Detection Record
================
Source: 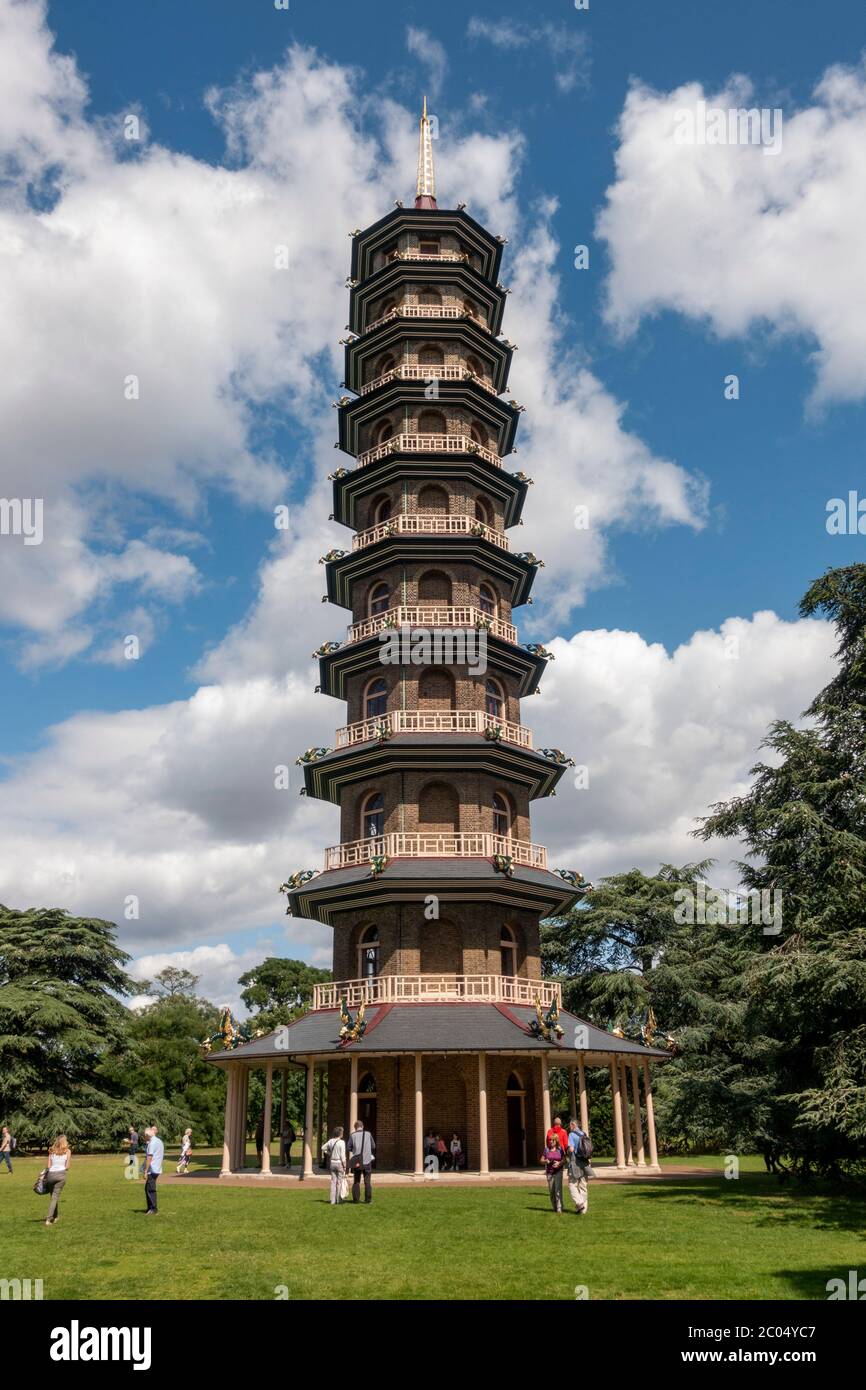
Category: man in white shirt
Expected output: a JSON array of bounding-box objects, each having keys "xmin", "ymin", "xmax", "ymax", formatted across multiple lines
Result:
[{"xmin": 143, "ymin": 1125, "xmax": 165, "ymax": 1215}]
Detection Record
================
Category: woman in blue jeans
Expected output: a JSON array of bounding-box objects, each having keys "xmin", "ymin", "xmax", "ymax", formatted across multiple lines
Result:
[{"xmin": 0, "ymin": 1127, "xmax": 13, "ymax": 1173}]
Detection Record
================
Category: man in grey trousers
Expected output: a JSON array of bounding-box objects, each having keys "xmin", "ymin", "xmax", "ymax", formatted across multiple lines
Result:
[{"xmin": 347, "ymin": 1121, "xmax": 376, "ymax": 1204}]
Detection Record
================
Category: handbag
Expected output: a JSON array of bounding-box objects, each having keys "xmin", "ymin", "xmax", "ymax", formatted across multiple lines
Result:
[
  {"xmin": 33, "ymin": 1169, "xmax": 48, "ymax": 1195},
  {"xmin": 340, "ymin": 1173, "xmax": 349, "ymax": 1201}
]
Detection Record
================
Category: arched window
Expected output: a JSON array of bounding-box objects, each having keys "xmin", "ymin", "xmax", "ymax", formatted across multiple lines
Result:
[
  {"xmin": 418, "ymin": 781, "xmax": 459, "ymax": 833},
  {"xmin": 359, "ymin": 1071, "xmax": 378, "ymax": 1094},
  {"xmin": 418, "ymin": 287, "xmax": 442, "ymax": 306},
  {"xmin": 372, "ymin": 495, "xmax": 392, "ymax": 525},
  {"xmin": 377, "ymin": 298, "xmax": 398, "ymax": 321},
  {"xmin": 419, "ymin": 238, "xmax": 440, "ymax": 256},
  {"xmin": 419, "ymin": 669, "xmax": 455, "ymax": 710},
  {"xmin": 418, "ymin": 484, "xmax": 449, "ymax": 515},
  {"xmin": 364, "ymin": 678, "xmax": 387, "ymax": 720},
  {"xmin": 485, "ymin": 677, "xmax": 504, "ymax": 719},
  {"xmin": 479, "ymin": 583, "xmax": 497, "ymax": 617},
  {"xmin": 418, "ymin": 570, "xmax": 452, "ymax": 606},
  {"xmin": 493, "ymin": 792, "xmax": 510, "ymax": 838},
  {"xmin": 418, "ymin": 408, "xmax": 446, "ymax": 436},
  {"xmin": 361, "ymin": 792, "xmax": 384, "ymax": 838},
  {"xmin": 466, "ymin": 355, "xmax": 484, "ymax": 379},
  {"xmin": 368, "ymin": 582, "xmax": 390, "ymax": 617},
  {"xmin": 357, "ymin": 927, "xmax": 380, "ymax": 979},
  {"xmin": 375, "ymin": 353, "xmax": 396, "ymax": 378},
  {"xmin": 500, "ymin": 925, "xmax": 518, "ymax": 977},
  {"xmin": 418, "ymin": 345, "xmax": 444, "ymax": 365},
  {"xmin": 506, "ymin": 1072, "xmax": 524, "ymax": 1092},
  {"xmin": 475, "ymin": 496, "xmax": 492, "ymax": 526},
  {"xmin": 470, "ymin": 422, "xmax": 488, "ymax": 446},
  {"xmin": 463, "ymin": 298, "xmax": 479, "ymax": 319},
  {"xmin": 375, "ymin": 419, "xmax": 394, "ymax": 446}
]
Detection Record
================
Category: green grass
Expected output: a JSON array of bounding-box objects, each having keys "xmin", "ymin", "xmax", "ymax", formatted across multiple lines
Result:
[{"xmin": 1, "ymin": 1152, "xmax": 864, "ymax": 1300}]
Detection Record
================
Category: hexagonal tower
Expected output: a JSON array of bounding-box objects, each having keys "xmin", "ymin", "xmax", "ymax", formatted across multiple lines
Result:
[{"xmin": 215, "ymin": 103, "xmax": 667, "ymax": 1179}]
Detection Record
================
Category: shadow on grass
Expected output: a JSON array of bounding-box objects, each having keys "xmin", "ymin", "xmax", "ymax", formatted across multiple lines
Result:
[{"xmin": 617, "ymin": 1173, "xmax": 866, "ymax": 1236}]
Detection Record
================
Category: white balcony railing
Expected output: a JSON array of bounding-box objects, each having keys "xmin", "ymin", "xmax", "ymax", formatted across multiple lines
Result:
[
  {"xmin": 313, "ymin": 973, "xmax": 562, "ymax": 1010},
  {"xmin": 358, "ymin": 432, "xmax": 501, "ymax": 469},
  {"xmin": 347, "ymin": 604, "xmax": 517, "ymax": 646},
  {"xmin": 365, "ymin": 305, "xmax": 487, "ymax": 334},
  {"xmin": 335, "ymin": 708, "xmax": 533, "ymax": 749},
  {"xmin": 361, "ymin": 364, "xmax": 498, "ymax": 396},
  {"xmin": 352, "ymin": 512, "xmax": 508, "ymax": 552},
  {"xmin": 324, "ymin": 831, "xmax": 547, "ymax": 871}
]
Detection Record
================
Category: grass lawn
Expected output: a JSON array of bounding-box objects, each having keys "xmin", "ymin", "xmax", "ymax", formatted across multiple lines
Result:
[{"xmin": 1, "ymin": 1151, "xmax": 863, "ymax": 1301}]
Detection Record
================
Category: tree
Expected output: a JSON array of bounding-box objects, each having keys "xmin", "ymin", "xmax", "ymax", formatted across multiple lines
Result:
[
  {"xmin": 136, "ymin": 967, "xmax": 201, "ymax": 998},
  {"xmin": 0, "ymin": 905, "xmax": 133, "ymax": 1147},
  {"xmin": 237, "ymin": 957, "xmax": 331, "ymax": 1034},
  {"xmin": 699, "ymin": 564, "xmax": 866, "ymax": 1177}
]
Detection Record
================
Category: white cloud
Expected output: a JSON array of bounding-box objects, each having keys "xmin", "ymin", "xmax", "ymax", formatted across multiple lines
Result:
[
  {"xmin": 597, "ymin": 65, "xmax": 866, "ymax": 407},
  {"xmin": 466, "ymin": 17, "xmax": 590, "ymax": 94},
  {"xmin": 406, "ymin": 27, "xmax": 447, "ymax": 101}
]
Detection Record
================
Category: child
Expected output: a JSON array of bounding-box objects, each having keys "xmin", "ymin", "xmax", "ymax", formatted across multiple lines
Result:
[{"xmin": 175, "ymin": 1128, "xmax": 191, "ymax": 1173}]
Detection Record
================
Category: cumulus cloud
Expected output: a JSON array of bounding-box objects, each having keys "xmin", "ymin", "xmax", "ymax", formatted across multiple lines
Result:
[
  {"xmin": 406, "ymin": 27, "xmax": 447, "ymax": 101},
  {"xmin": 597, "ymin": 65, "xmax": 866, "ymax": 407}
]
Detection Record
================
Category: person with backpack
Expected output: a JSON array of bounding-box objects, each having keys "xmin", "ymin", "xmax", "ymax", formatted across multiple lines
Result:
[
  {"xmin": 0, "ymin": 1126, "xmax": 14, "ymax": 1173},
  {"xmin": 566, "ymin": 1118, "xmax": 592, "ymax": 1214},
  {"xmin": 322, "ymin": 1126, "xmax": 347, "ymax": 1204},
  {"xmin": 347, "ymin": 1120, "xmax": 375, "ymax": 1204}
]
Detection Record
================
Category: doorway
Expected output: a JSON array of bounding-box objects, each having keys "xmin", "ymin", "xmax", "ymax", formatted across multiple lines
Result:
[{"xmin": 505, "ymin": 1072, "xmax": 527, "ymax": 1167}]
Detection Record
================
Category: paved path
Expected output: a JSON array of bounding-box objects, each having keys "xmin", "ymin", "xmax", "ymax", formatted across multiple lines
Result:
[{"xmin": 163, "ymin": 1164, "xmax": 719, "ymax": 1190}]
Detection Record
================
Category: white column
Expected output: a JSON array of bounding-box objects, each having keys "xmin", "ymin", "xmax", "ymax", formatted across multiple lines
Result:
[
  {"xmin": 414, "ymin": 1053, "xmax": 424, "ymax": 1177},
  {"xmin": 302, "ymin": 1058, "xmax": 315, "ymax": 1177},
  {"xmin": 643, "ymin": 1059, "xmax": 660, "ymax": 1169},
  {"xmin": 610, "ymin": 1060, "xmax": 626, "ymax": 1168},
  {"xmin": 349, "ymin": 1054, "xmax": 359, "ymax": 1132},
  {"xmin": 630, "ymin": 1060, "xmax": 646, "ymax": 1166},
  {"xmin": 577, "ymin": 1055, "xmax": 589, "ymax": 1134},
  {"xmin": 261, "ymin": 1061, "xmax": 273, "ymax": 1175},
  {"xmin": 478, "ymin": 1052, "xmax": 490, "ymax": 1176},
  {"xmin": 541, "ymin": 1051, "xmax": 552, "ymax": 1137},
  {"xmin": 620, "ymin": 1061, "xmax": 634, "ymax": 1165},
  {"xmin": 236, "ymin": 1068, "xmax": 249, "ymax": 1170},
  {"xmin": 568, "ymin": 1065, "xmax": 577, "ymax": 1122},
  {"xmin": 221, "ymin": 1064, "xmax": 237, "ymax": 1175}
]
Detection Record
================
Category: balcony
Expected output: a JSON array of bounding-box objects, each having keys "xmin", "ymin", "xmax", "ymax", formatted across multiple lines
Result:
[
  {"xmin": 392, "ymin": 249, "xmax": 469, "ymax": 264},
  {"xmin": 335, "ymin": 708, "xmax": 533, "ymax": 749},
  {"xmin": 324, "ymin": 831, "xmax": 548, "ymax": 871},
  {"xmin": 347, "ymin": 603, "xmax": 517, "ymax": 645},
  {"xmin": 352, "ymin": 512, "xmax": 508, "ymax": 552},
  {"xmin": 361, "ymin": 364, "xmax": 498, "ymax": 396},
  {"xmin": 358, "ymin": 431, "xmax": 501, "ymax": 469},
  {"xmin": 313, "ymin": 973, "xmax": 562, "ymax": 1010},
  {"xmin": 365, "ymin": 305, "xmax": 484, "ymax": 335}
]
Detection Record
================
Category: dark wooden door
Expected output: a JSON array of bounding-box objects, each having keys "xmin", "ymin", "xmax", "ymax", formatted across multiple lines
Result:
[
  {"xmin": 506, "ymin": 1096, "xmax": 524, "ymax": 1167},
  {"xmin": 359, "ymin": 1098, "xmax": 377, "ymax": 1139}
]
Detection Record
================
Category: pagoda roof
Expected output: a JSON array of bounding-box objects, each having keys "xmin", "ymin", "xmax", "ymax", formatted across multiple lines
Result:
[
  {"xmin": 331, "ymin": 454, "xmax": 530, "ymax": 531},
  {"xmin": 349, "ymin": 206, "xmax": 505, "ymax": 285},
  {"xmin": 348, "ymin": 261, "xmax": 507, "ymax": 337},
  {"xmin": 322, "ymin": 534, "xmax": 539, "ymax": 609},
  {"xmin": 205, "ymin": 1002, "xmax": 671, "ymax": 1065},
  {"xmin": 343, "ymin": 317, "xmax": 513, "ymax": 395},
  {"xmin": 316, "ymin": 629, "xmax": 550, "ymax": 700}
]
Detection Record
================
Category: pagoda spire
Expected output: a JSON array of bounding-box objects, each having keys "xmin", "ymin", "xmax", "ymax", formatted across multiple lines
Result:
[{"xmin": 414, "ymin": 95, "xmax": 438, "ymax": 210}]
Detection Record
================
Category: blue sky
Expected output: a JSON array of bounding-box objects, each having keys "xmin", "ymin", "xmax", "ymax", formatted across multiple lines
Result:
[{"xmin": 0, "ymin": 0, "xmax": 862, "ymax": 1003}]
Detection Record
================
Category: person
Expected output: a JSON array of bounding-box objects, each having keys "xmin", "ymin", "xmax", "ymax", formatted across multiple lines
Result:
[
  {"xmin": 255, "ymin": 1113, "xmax": 265, "ymax": 1167},
  {"xmin": 449, "ymin": 1132, "xmax": 465, "ymax": 1171},
  {"xmin": 0, "ymin": 1126, "xmax": 13, "ymax": 1174},
  {"xmin": 423, "ymin": 1129, "xmax": 437, "ymax": 1167},
  {"xmin": 347, "ymin": 1120, "xmax": 375, "ymax": 1203},
  {"xmin": 323, "ymin": 1126, "xmax": 347, "ymax": 1204},
  {"xmin": 281, "ymin": 1119, "xmax": 296, "ymax": 1168},
  {"xmin": 176, "ymin": 1128, "xmax": 193, "ymax": 1175},
  {"xmin": 566, "ymin": 1119, "xmax": 591, "ymax": 1214},
  {"xmin": 44, "ymin": 1135, "xmax": 71, "ymax": 1225},
  {"xmin": 143, "ymin": 1125, "xmax": 164, "ymax": 1214},
  {"xmin": 435, "ymin": 1134, "xmax": 449, "ymax": 1171},
  {"xmin": 546, "ymin": 1115, "xmax": 569, "ymax": 1153},
  {"xmin": 541, "ymin": 1134, "xmax": 564, "ymax": 1213},
  {"xmin": 127, "ymin": 1125, "xmax": 139, "ymax": 1173}
]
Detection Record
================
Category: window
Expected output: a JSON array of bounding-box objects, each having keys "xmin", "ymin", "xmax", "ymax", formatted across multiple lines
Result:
[
  {"xmin": 501, "ymin": 927, "xmax": 518, "ymax": 977},
  {"xmin": 418, "ymin": 345, "xmax": 444, "ymax": 365},
  {"xmin": 418, "ymin": 570, "xmax": 452, "ymax": 606},
  {"xmin": 362, "ymin": 792, "xmax": 384, "ymax": 838},
  {"xmin": 418, "ymin": 484, "xmax": 449, "ymax": 515},
  {"xmin": 369, "ymin": 582, "xmax": 390, "ymax": 616},
  {"xmin": 375, "ymin": 354, "xmax": 395, "ymax": 378},
  {"xmin": 372, "ymin": 495, "xmax": 392, "ymax": 525},
  {"xmin": 475, "ymin": 496, "xmax": 492, "ymax": 526},
  {"xmin": 357, "ymin": 929, "xmax": 380, "ymax": 979},
  {"xmin": 493, "ymin": 793, "xmax": 510, "ymax": 838},
  {"xmin": 470, "ymin": 423, "xmax": 488, "ymax": 446},
  {"xmin": 418, "ymin": 409, "xmax": 446, "ymax": 436},
  {"xmin": 375, "ymin": 420, "xmax": 394, "ymax": 446},
  {"xmin": 479, "ymin": 583, "xmax": 496, "ymax": 617},
  {"xmin": 364, "ymin": 678, "xmax": 387, "ymax": 719},
  {"xmin": 419, "ymin": 240, "xmax": 440, "ymax": 256},
  {"xmin": 485, "ymin": 678, "xmax": 504, "ymax": 719},
  {"xmin": 419, "ymin": 288, "xmax": 442, "ymax": 306},
  {"xmin": 463, "ymin": 298, "xmax": 479, "ymax": 319},
  {"xmin": 466, "ymin": 355, "xmax": 484, "ymax": 379}
]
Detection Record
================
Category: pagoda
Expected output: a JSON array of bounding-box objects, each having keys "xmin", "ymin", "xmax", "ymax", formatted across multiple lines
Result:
[{"xmin": 210, "ymin": 103, "xmax": 667, "ymax": 1176}]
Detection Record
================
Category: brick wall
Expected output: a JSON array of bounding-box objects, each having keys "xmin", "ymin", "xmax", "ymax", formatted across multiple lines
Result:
[{"xmin": 330, "ymin": 903, "xmax": 541, "ymax": 982}]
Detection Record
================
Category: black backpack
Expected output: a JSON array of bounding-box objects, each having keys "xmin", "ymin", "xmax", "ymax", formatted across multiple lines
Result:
[{"xmin": 575, "ymin": 1131, "xmax": 592, "ymax": 1160}]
